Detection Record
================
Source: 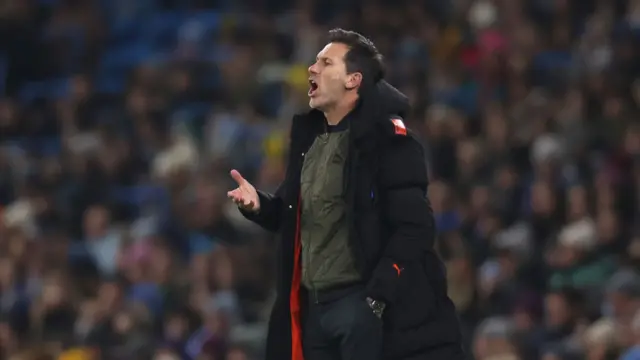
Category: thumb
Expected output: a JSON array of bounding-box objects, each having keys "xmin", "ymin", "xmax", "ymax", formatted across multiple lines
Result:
[{"xmin": 230, "ymin": 169, "xmax": 247, "ymax": 186}]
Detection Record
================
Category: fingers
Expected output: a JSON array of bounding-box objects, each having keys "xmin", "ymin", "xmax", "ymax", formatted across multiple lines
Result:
[
  {"xmin": 242, "ymin": 200, "xmax": 255, "ymax": 210},
  {"xmin": 227, "ymin": 189, "xmax": 243, "ymax": 203},
  {"xmin": 228, "ymin": 170, "xmax": 258, "ymax": 211},
  {"xmin": 230, "ymin": 169, "xmax": 246, "ymax": 186},
  {"xmin": 227, "ymin": 189, "xmax": 241, "ymax": 204},
  {"xmin": 227, "ymin": 189, "xmax": 255, "ymax": 209},
  {"xmin": 233, "ymin": 198, "xmax": 255, "ymax": 210}
]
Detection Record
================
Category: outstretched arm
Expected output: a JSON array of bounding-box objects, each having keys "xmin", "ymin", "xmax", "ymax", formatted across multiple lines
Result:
[{"xmin": 228, "ymin": 169, "xmax": 287, "ymax": 233}]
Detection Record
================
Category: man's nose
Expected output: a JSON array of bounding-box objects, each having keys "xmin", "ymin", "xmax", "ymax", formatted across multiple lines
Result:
[{"xmin": 308, "ymin": 63, "xmax": 318, "ymax": 74}]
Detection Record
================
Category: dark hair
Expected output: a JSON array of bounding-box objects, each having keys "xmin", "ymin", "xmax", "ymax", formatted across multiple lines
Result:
[{"xmin": 327, "ymin": 28, "xmax": 385, "ymax": 84}]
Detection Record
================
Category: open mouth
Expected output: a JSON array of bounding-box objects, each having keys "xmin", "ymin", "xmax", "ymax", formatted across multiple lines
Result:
[{"xmin": 308, "ymin": 79, "xmax": 318, "ymax": 96}]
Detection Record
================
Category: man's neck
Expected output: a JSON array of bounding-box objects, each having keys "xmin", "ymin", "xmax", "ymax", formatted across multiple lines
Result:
[{"xmin": 324, "ymin": 93, "xmax": 359, "ymax": 126}]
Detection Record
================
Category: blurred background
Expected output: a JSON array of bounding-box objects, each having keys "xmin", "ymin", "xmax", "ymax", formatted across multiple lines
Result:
[{"xmin": 0, "ymin": 0, "xmax": 639, "ymax": 359}]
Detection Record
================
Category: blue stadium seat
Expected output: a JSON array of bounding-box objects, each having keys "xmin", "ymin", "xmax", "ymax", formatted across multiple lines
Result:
[
  {"xmin": 171, "ymin": 102, "xmax": 211, "ymax": 121},
  {"xmin": 256, "ymin": 82, "xmax": 285, "ymax": 118},
  {"xmin": 94, "ymin": 71, "xmax": 128, "ymax": 94},
  {"xmin": 18, "ymin": 82, "xmax": 48, "ymax": 103},
  {"xmin": 111, "ymin": 186, "xmax": 167, "ymax": 208},
  {"xmin": 435, "ymin": 211, "xmax": 462, "ymax": 233},
  {"xmin": 176, "ymin": 10, "xmax": 222, "ymax": 45},
  {"xmin": 47, "ymin": 78, "xmax": 71, "ymax": 100},
  {"xmin": 532, "ymin": 51, "xmax": 573, "ymax": 71},
  {"xmin": 449, "ymin": 82, "xmax": 479, "ymax": 115},
  {"xmin": 188, "ymin": 10, "xmax": 222, "ymax": 28},
  {"xmin": 101, "ymin": 0, "xmax": 160, "ymax": 22},
  {"xmin": 37, "ymin": 137, "xmax": 63, "ymax": 157},
  {"xmin": 18, "ymin": 77, "xmax": 74, "ymax": 103},
  {"xmin": 109, "ymin": 19, "xmax": 144, "ymax": 44},
  {"xmin": 127, "ymin": 282, "xmax": 163, "ymax": 315},
  {"xmin": 189, "ymin": 233, "xmax": 216, "ymax": 255},
  {"xmin": 103, "ymin": 0, "xmax": 162, "ymax": 43},
  {"xmin": 198, "ymin": 65, "xmax": 222, "ymax": 89},
  {"xmin": 143, "ymin": 11, "xmax": 186, "ymax": 50},
  {"xmin": 99, "ymin": 43, "xmax": 154, "ymax": 71},
  {"xmin": 11, "ymin": 137, "xmax": 61, "ymax": 157}
]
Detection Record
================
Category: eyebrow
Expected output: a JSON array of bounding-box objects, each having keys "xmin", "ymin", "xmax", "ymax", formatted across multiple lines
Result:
[{"xmin": 316, "ymin": 56, "xmax": 332, "ymax": 62}]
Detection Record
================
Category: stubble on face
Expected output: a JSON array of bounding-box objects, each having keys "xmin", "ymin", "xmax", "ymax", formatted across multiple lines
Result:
[{"xmin": 308, "ymin": 42, "xmax": 350, "ymax": 110}]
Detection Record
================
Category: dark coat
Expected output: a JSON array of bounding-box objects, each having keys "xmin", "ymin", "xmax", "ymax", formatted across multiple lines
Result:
[{"xmin": 242, "ymin": 81, "xmax": 465, "ymax": 360}]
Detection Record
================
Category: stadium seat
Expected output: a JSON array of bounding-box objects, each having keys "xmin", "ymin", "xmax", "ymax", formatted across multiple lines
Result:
[
  {"xmin": 110, "ymin": 186, "xmax": 167, "ymax": 208},
  {"xmin": 94, "ymin": 71, "xmax": 128, "ymax": 94},
  {"xmin": 18, "ymin": 82, "xmax": 47, "ymax": 103},
  {"xmin": 17, "ymin": 78, "xmax": 72, "ymax": 103},
  {"xmin": 532, "ymin": 51, "xmax": 573, "ymax": 71},
  {"xmin": 99, "ymin": 43, "xmax": 155, "ymax": 72},
  {"xmin": 143, "ymin": 11, "xmax": 186, "ymax": 51}
]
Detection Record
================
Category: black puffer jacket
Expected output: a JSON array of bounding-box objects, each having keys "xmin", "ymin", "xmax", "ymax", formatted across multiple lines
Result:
[{"xmin": 242, "ymin": 81, "xmax": 465, "ymax": 360}]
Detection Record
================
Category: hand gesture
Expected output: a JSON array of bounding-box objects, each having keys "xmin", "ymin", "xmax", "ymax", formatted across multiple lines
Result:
[{"xmin": 227, "ymin": 169, "xmax": 260, "ymax": 212}]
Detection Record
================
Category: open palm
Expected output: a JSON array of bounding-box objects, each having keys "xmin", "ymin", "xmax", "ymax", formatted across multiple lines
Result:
[{"xmin": 227, "ymin": 169, "xmax": 260, "ymax": 212}]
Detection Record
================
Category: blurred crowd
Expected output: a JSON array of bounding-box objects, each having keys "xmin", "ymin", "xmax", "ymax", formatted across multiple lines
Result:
[{"xmin": 0, "ymin": 0, "xmax": 639, "ymax": 359}]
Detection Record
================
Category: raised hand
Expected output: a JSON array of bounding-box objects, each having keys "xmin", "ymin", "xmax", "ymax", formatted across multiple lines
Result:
[{"xmin": 227, "ymin": 169, "xmax": 260, "ymax": 212}]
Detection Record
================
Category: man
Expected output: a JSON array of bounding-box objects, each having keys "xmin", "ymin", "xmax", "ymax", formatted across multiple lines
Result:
[{"xmin": 228, "ymin": 29, "xmax": 464, "ymax": 360}]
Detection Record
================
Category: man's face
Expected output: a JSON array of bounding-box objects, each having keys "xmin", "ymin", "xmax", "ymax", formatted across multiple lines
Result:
[{"xmin": 308, "ymin": 42, "xmax": 358, "ymax": 110}]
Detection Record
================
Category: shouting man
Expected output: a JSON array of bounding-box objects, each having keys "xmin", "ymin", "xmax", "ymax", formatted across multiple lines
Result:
[{"xmin": 228, "ymin": 28, "xmax": 464, "ymax": 360}]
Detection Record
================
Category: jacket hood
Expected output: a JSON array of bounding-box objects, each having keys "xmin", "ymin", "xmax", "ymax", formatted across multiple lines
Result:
[
  {"xmin": 349, "ymin": 79, "xmax": 411, "ymax": 143},
  {"xmin": 372, "ymin": 80, "xmax": 410, "ymax": 120}
]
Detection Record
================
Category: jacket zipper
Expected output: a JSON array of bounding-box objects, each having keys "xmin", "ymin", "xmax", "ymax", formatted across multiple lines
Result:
[{"xmin": 299, "ymin": 149, "xmax": 319, "ymax": 304}]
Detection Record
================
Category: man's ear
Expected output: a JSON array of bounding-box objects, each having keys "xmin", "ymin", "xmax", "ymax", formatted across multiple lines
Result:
[{"xmin": 345, "ymin": 72, "xmax": 362, "ymax": 90}]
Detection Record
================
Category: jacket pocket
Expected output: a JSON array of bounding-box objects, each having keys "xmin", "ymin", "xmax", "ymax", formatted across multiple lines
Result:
[{"xmin": 384, "ymin": 261, "xmax": 436, "ymax": 331}]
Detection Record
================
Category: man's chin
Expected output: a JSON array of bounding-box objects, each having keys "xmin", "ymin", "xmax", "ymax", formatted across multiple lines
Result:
[{"xmin": 309, "ymin": 97, "xmax": 328, "ymax": 110}]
